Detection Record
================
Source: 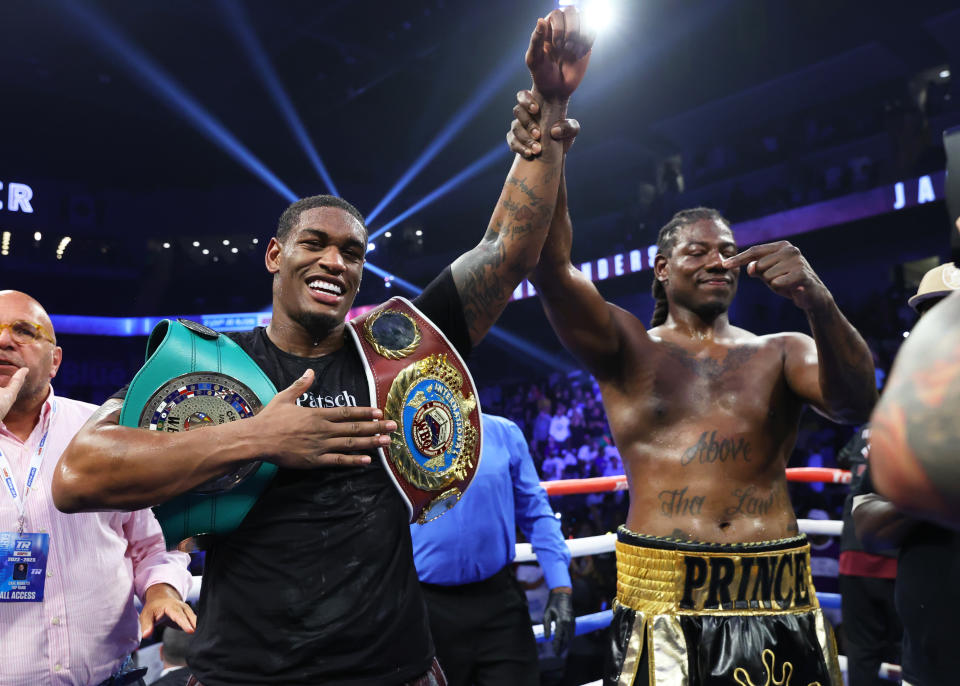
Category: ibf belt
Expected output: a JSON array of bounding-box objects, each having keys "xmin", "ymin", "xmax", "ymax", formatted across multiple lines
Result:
[
  {"xmin": 346, "ymin": 297, "xmax": 481, "ymax": 524},
  {"xmin": 119, "ymin": 319, "xmax": 278, "ymax": 550}
]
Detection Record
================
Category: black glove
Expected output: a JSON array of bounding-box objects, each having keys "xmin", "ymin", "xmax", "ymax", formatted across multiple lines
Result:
[{"xmin": 543, "ymin": 588, "xmax": 574, "ymax": 654}]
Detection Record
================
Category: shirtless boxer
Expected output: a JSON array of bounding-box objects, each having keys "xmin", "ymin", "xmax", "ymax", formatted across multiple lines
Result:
[{"xmin": 508, "ymin": 97, "xmax": 876, "ymax": 685}]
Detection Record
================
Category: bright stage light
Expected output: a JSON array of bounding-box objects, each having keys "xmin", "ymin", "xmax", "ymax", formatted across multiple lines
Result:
[
  {"xmin": 163, "ymin": 242, "xmax": 171, "ymax": 249},
  {"xmin": 217, "ymin": 0, "xmax": 339, "ymax": 196},
  {"xmin": 34, "ymin": 231, "xmax": 42, "ymax": 241},
  {"xmin": 582, "ymin": 0, "xmax": 616, "ymax": 34},
  {"xmin": 367, "ymin": 242, "xmax": 376, "ymax": 253},
  {"xmin": 193, "ymin": 241, "xmax": 200, "ymax": 247}
]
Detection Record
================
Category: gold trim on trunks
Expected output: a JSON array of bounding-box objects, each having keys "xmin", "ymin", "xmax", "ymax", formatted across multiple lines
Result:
[
  {"xmin": 734, "ymin": 649, "xmax": 822, "ymax": 686},
  {"xmin": 384, "ymin": 354, "xmax": 478, "ymax": 491},
  {"xmin": 615, "ymin": 538, "xmax": 818, "ymax": 615},
  {"xmin": 363, "ymin": 309, "xmax": 422, "ymax": 360}
]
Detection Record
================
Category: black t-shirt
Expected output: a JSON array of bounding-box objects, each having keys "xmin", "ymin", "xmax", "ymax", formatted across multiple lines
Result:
[{"xmin": 117, "ymin": 269, "xmax": 470, "ymax": 685}]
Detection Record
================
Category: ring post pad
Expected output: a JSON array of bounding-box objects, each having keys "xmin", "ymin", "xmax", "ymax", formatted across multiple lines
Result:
[
  {"xmin": 346, "ymin": 298, "xmax": 482, "ymax": 524},
  {"xmin": 119, "ymin": 319, "xmax": 278, "ymax": 550}
]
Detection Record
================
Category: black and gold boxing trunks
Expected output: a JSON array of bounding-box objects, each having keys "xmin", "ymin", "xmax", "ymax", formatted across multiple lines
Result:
[{"xmin": 606, "ymin": 527, "xmax": 842, "ymax": 686}]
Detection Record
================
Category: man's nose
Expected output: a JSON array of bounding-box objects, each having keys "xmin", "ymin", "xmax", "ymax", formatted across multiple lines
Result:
[
  {"xmin": 0, "ymin": 326, "xmax": 16, "ymax": 347},
  {"xmin": 317, "ymin": 247, "xmax": 346, "ymax": 273},
  {"xmin": 705, "ymin": 250, "xmax": 727, "ymax": 271}
]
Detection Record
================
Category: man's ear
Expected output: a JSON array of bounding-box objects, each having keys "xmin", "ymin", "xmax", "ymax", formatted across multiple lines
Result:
[
  {"xmin": 49, "ymin": 346, "xmax": 63, "ymax": 380},
  {"xmin": 265, "ymin": 237, "xmax": 282, "ymax": 275},
  {"xmin": 654, "ymin": 253, "xmax": 669, "ymax": 283}
]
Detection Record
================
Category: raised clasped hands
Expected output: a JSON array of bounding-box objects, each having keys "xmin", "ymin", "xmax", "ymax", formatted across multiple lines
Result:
[
  {"xmin": 526, "ymin": 7, "xmax": 595, "ymax": 103},
  {"xmin": 721, "ymin": 241, "xmax": 831, "ymax": 311},
  {"xmin": 252, "ymin": 368, "xmax": 395, "ymax": 469}
]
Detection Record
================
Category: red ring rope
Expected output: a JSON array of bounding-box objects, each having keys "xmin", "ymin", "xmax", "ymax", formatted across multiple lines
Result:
[{"xmin": 540, "ymin": 467, "xmax": 850, "ymax": 496}]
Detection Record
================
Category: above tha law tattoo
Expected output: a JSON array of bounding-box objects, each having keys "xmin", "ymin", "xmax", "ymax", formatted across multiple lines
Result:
[
  {"xmin": 658, "ymin": 486, "xmax": 705, "ymax": 518},
  {"xmin": 680, "ymin": 431, "xmax": 751, "ymax": 467},
  {"xmin": 724, "ymin": 484, "xmax": 778, "ymax": 517}
]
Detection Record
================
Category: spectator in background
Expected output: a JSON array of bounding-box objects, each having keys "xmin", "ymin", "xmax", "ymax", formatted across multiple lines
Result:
[
  {"xmin": 532, "ymin": 403, "xmax": 553, "ymax": 456},
  {"xmin": 837, "ymin": 427, "xmax": 901, "ymax": 686},
  {"xmin": 549, "ymin": 402, "xmax": 571, "ymax": 448},
  {"xmin": 150, "ymin": 628, "xmax": 193, "ymax": 686},
  {"xmin": 858, "ymin": 263, "xmax": 960, "ymax": 686},
  {"xmin": 0, "ymin": 290, "xmax": 194, "ymax": 686}
]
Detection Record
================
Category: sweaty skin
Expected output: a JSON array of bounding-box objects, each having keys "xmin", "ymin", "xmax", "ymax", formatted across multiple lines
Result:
[
  {"xmin": 542, "ymin": 207, "xmax": 874, "ymax": 544},
  {"xmin": 508, "ymin": 104, "xmax": 876, "ymax": 541}
]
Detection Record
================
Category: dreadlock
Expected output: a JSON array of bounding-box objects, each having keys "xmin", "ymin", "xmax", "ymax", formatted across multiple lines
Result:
[{"xmin": 650, "ymin": 207, "xmax": 730, "ymax": 328}]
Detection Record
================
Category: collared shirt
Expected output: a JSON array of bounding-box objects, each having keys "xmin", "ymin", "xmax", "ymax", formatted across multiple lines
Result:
[
  {"xmin": 411, "ymin": 414, "xmax": 572, "ymax": 589},
  {"xmin": 0, "ymin": 389, "xmax": 192, "ymax": 686}
]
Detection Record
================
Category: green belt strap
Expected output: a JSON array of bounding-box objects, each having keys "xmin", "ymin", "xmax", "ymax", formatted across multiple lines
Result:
[{"xmin": 119, "ymin": 319, "xmax": 277, "ymax": 550}]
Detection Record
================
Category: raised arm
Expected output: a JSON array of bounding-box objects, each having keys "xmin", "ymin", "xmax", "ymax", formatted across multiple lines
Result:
[
  {"xmin": 723, "ymin": 241, "xmax": 877, "ymax": 423},
  {"xmin": 451, "ymin": 9, "xmax": 593, "ymax": 345},
  {"xmin": 505, "ymin": 91, "xmax": 634, "ymax": 378},
  {"xmin": 530, "ymin": 172, "xmax": 631, "ymax": 378},
  {"xmin": 52, "ymin": 369, "xmax": 394, "ymax": 512}
]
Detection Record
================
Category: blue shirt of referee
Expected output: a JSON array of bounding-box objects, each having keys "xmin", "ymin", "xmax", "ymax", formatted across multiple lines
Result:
[{"xmin": 411, "ymin": 413, "xmax": 573, "ymax": 685}]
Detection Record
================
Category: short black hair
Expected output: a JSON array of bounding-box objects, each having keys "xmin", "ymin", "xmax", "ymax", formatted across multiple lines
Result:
[
  {"xmin": 650, "ymin": 207, "xmax": 731, "ymax": 327},
  {"xmin": 276, "ymin": 195, "xmax": 367, "ymax": 242},
  {"xmin": 161, "ymin": 627, "xmax": 192, "ymax": 666}
]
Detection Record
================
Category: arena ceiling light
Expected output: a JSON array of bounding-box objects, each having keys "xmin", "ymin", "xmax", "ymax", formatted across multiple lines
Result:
[
  {"xmin": 1, "ymin": 231, "xmax": 10, "ymax": 256},
  {"xmin": 368, "ymin": 145, "xmax": 509, "ymax": 240},
  {"xmin": 217, "ymin": 0, "xmax": 339, "ymax": 197},
  {"xmin": 55, "ymin": 236, "xmax": 71, "ymax": 260},
  {"xmin": 59, "ymin": 0, "xmax": 299, "ymax": 203},
  {"xmin": 365, "ymin": 53, "xmax": 519, "ymax": 224}
]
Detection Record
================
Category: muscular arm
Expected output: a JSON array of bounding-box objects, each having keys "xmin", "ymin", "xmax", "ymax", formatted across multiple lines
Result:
[
  {"xmin": 451, "ymin": 106, "xmax": 565, "ymax": 344},
  {"xmin": 52, "ymin": 399, "xmax": 265, "ymax": 512},
  {"xmin": 783, "ymin": 297, "xmax": 877, "ymax": 423},
  {"xmin": 725, "ymin": 242, "xmax": 876, "ymax": 423},
  {"xmin": 451, "ymin": 9, "xmax": 593, "ymax": 345},
  {"xmin": 529, "ymin": 172, "xmax": 636, "ymax": 379},
  {"xmin": 869, "ymin": 290, "xmax": 960, "ymax": 528},
  {"xmin": 52, "ymin": 371, "xmax": 393, "ymax": 512}
]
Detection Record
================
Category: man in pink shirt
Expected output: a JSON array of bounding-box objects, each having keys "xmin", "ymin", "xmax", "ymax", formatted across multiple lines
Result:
[{"xmin": 0, "ymin": 290, "xmax": 195, "ymax": 686}]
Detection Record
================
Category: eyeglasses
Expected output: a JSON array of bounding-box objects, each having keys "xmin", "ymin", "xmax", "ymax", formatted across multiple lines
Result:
[{"xmin": 0, "ymin": 320, "xmax": 55, "ymax": 345}]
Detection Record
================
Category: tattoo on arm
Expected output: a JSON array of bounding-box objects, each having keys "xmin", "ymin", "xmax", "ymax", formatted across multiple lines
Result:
[
  {"xmin": 680, "ymin": 431, "xmax": 751, "ymax": 467},
  {"xmin": 658, "ymin": 487, "xmax": 706, "ymax": 518}
]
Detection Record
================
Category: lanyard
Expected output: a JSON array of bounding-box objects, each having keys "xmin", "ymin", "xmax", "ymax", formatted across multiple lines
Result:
[{"xmin": 0, "ymin": 401, "xmax": 55, "ymax": 535}]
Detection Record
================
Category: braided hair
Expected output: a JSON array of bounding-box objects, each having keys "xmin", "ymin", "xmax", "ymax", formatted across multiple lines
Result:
[{"xmin": 650, "ymin": 207, "xmax": 730, "ymax": 328}]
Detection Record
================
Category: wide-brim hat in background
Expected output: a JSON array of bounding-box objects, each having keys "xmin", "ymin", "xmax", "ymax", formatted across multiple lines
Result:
[{"xmin": 908, "ymin": 263, "xmax": 960, "ymax": 311}]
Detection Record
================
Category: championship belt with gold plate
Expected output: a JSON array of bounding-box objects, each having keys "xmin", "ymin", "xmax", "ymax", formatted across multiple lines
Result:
[
  {"xmin": 346, "ymin": 297, "xmax": 482, "ymax": 524},
  {"xmin": 118, "ymin": 319, "xmax": 278, "ymax": 550}
]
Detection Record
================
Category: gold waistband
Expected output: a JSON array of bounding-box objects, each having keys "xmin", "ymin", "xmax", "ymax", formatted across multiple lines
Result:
[{"xmin": 616, "ymin": 532, "xmax": 818, "ymax": 615}]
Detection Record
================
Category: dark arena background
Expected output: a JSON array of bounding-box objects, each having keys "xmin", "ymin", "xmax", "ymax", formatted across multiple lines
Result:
[{"xmin": 2, "ymin": 1, "xmax": 959, "ymax": 683}]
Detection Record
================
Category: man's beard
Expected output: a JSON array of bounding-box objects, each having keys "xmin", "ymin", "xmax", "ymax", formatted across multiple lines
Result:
[{"xmin": 292, "ymin": 310, "xmax": 341, "ymax": 340}]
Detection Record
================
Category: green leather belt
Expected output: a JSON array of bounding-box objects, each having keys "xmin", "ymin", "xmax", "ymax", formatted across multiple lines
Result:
[{"xmin": 119, "ymin": 319, "xmax": 277, "ymax": 550}]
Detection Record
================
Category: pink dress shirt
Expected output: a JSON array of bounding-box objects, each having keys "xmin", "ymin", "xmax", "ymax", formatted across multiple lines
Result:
[{"xmin": 0, "ymin": 389, "xmax": 192, "ymax": 686}]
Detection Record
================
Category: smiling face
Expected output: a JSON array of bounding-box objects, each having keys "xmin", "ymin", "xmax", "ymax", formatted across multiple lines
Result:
[
  {"xmin": 655, "ymin": 218, "xmax": 739, "ymax": 321},
  {"xmin": 0, "ymin": 291, "xmax": 62, "ymax": 410},
  {"xmin": 266, "ymin": 206, "xmax": 367, "ymax": 339}
]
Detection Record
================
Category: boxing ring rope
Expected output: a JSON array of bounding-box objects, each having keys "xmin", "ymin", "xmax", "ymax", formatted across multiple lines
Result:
[{"xmin": 538, "ymin": 467, "xmax": 851, "ymax": 497}]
